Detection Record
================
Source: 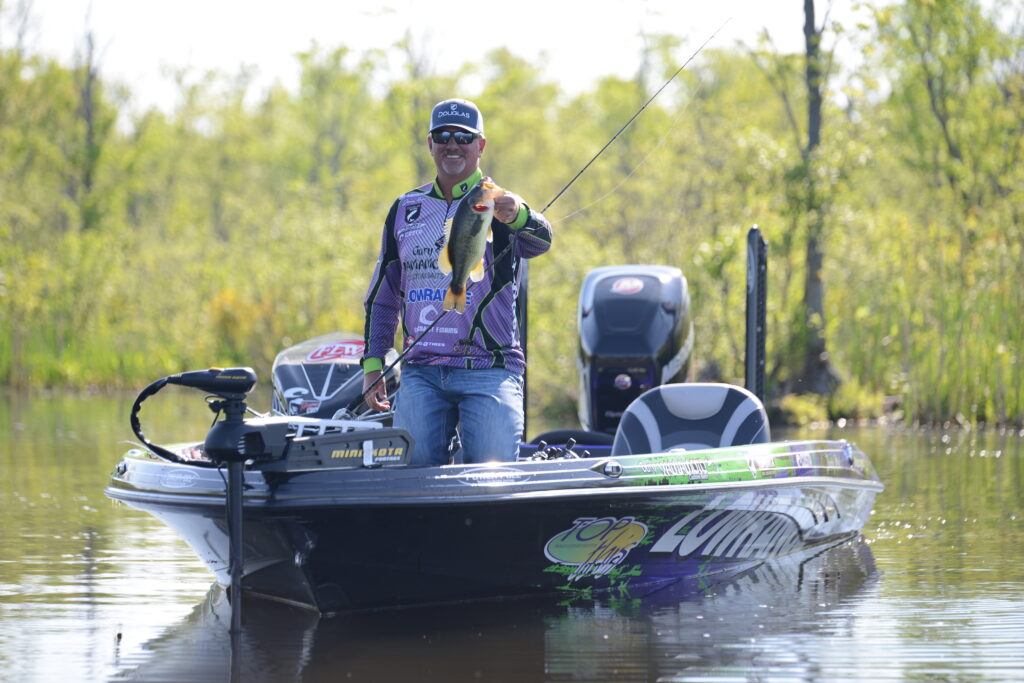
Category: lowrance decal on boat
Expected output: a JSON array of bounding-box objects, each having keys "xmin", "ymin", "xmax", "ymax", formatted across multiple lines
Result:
[
  {"xmin": 544, "ymin": 516, "xmax": 649, "ymax": 583},
  {"xmin": 650, "ymin": 509, "xmax": 804, "ymax": 560},
  {"xmin": 455, "ymin": 467, "xmax": 531, "ymax": 486}
]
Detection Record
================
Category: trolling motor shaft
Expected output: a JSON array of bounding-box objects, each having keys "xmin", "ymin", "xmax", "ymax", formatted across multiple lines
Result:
[
  {"xmin": 173, "ymin": 368, "xmax": 257, "ymax": 633},
  {"xmin": 126, "ymin": 366, "xmax": 257, "ymax": 632}
]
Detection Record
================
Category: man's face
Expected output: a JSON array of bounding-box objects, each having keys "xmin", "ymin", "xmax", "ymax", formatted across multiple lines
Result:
[{"xmin": 428, "ymin": 126, "xmax": 486, "ymax": 182}]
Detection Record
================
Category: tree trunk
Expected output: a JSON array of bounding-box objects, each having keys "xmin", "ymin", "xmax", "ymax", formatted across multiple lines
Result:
[
  {"xmin": 798, "ymin": 0, "xmax": 840, "ymax": 395},
  {"xmin": 74, "ymin": 31, "xmax": 102, "ymax": 231}
]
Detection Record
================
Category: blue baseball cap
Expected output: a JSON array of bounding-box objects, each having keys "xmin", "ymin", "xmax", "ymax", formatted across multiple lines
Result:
[{"xmin": 429, "ymin": 98, "xmax": 484, "ymax": 135}]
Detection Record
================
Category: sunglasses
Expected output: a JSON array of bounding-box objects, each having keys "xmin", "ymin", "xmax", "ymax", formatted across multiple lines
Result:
[{"xmin": 431, "ymin": 130, "xmax": 478, "ymax": 145}]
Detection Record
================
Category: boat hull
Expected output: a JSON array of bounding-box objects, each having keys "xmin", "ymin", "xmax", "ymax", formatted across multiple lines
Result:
[{"xmin": 106, "ymin": 439, "xmax": 882, "ymax": 612}]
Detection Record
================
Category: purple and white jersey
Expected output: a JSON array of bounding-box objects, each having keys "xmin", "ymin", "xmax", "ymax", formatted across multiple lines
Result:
[{"xmin": 363, "ymin": 170, "xmax": 552, "ymax": 374}]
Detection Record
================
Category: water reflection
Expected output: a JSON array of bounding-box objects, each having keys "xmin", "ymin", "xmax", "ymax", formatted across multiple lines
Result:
[
  {"xmin": 111, "ymin": 537, "xmax": 878, "ymax": 682},
  {"xmin": 3, "ymin": 392, "xmax": 1024, "ymax": 681}
]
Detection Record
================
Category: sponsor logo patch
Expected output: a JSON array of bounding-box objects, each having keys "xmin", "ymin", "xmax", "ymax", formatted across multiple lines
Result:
[
  {"xmin": 638, "ymin": 459, "xmax": 711, "ymax": 481},
  {"xmin": 290, "ymin": 399, "xmax": 321, "ymax": 415},
  {"xmin": 611, "ymin": 277, "xmax": 644, "ymax": 295},
  {"xmin": 307, "ymin": 339, "xmax": 364, "ymax": 362},
  {"xmin": 407, "ymin": 287, "xmax": 473, "ymax": 304},
  {"xmin": 544, "ymin": 516, "xmax": 649, "ymax": 583},
  {"xmin": 456, "ymin": 467, "xmax": 531, "ymax": 486},
  {"xmin": 402, "ymin": 245, "xmax": 442, "ymax": 273},
  {"xmin": 160, "ymin": 469, "xmax": 200, "ymax": 489}
]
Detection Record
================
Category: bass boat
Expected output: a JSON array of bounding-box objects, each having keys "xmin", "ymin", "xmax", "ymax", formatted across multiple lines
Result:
[{"xmin": 105, "ymin": 229, "xmax": 883, "ymax": 613}]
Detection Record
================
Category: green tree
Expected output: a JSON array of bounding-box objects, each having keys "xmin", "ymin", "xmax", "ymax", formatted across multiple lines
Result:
[{"xmin": 868, "ymin": 0, "xmax": 1023, "ymax": 422}]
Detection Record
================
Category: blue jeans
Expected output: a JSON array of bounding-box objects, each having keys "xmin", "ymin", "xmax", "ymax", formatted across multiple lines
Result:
[{"xmin": 394, "ymin": 365, "xmax": 524, "ymax": 466}]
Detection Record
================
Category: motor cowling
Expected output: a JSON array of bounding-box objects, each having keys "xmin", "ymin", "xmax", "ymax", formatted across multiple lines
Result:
[
  {"xmin": 270, "ymin": 332, "xmax": 399, "ymax": 419},
  {"xmin": 577, "ymin": 265, "xmax": 693, "ymax": 435}
]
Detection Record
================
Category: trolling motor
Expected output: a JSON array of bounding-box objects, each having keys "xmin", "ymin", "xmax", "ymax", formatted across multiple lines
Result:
[
  {"xmin": 128, "ymin": 365, "xmax": 412, "ymax": 631},
  {"xmin": 129, "ymin": 367, "xmax": 259, "ymax": 464},
  {"xmin": 128, "ymin": 364, "xmax": 412, "ymax": 632},
  {"xmin": 180, "ymin": 368, "xmax": 258, "ymax": 633},
  {"xmin": 180, "ymin": 368, "xmax": 259, "ymax": 463},
  {"xmin": 130, "ymin": 363, "xmax": 412, "ymax": 470},
  {"xmin": 127, "ymin": 366, "xmax": 257, "ymax": 633}
]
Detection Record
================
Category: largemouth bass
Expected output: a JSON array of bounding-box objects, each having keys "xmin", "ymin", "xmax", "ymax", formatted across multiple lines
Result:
[{"xmin": 437, "ymin": 178, "xmax": 505, "ymax": 313}]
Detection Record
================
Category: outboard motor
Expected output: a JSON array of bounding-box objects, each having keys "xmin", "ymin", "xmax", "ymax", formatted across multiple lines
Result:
[
  {"xmin": 270, "ymin": 331, "xmax": 400, "ymax": 419},
  {"xmin": 577, "ymin": 265, "xmax": 693, "ymax": 435}
]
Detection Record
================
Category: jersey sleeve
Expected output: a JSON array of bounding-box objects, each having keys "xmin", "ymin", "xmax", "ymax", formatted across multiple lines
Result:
[
  {"xmin": 511, "ymin": 204, "xmax": 552, "ymax": 259},
  {"xmin": 362, "ymin": 200, "xmax": 403, "ymax": 362}
]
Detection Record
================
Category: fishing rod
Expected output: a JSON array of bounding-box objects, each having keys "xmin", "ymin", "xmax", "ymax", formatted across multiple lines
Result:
[
  {"xmin": 540, "ymin": 20, "xmax": 729, "ymax": 215},
  {"xmin": 355, "ymin": 22, "xmax": 729, "ymax": 413}
]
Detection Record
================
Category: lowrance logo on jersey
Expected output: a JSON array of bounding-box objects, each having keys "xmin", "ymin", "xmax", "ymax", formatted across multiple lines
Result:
[{"xmin": 407, "ymin": 287, "xmax": 474, "ymax": 305}]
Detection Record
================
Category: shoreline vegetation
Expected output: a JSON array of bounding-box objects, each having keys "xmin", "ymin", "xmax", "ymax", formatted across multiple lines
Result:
[{"xmin": 2, "ymin": 1, "xmax": 1021, "ymax": 426}]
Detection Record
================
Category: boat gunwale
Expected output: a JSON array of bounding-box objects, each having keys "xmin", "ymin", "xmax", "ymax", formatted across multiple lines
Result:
[
  {"xmin": 105, "ymin": 472, "xmax": 883, "ymax": 510},
  {"xmin": 105, "ymin": 437, "xmax": 882, "ymax": 510}
]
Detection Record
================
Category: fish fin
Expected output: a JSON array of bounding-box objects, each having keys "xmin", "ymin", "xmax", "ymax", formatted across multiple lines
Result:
[
  {"xmin": 444, "ymin": 288, "xmax": 466, "ymax": 314},
  {"xmin": 437, "ymin": 219, "xmax": 454, "ymax": 274},
  {"xmin": 469, "ymin": 259, "xmax": 486, "ymax": 282}
]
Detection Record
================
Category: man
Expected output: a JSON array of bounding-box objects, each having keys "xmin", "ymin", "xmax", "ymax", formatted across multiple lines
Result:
[{"xmin": 361, "ymin": 98, "xmax": 553, "ymax": 466}]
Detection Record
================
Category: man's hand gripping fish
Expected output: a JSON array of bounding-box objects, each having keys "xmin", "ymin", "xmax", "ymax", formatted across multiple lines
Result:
[{"xmin": 437, "ymin": 178, "xmax": 505, "ymax": 313}]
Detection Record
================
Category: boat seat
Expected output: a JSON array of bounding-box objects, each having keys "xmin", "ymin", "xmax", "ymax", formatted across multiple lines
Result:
[{"xmin": 610, "ymin": 383, "xmax": 770, "ymax": 456}]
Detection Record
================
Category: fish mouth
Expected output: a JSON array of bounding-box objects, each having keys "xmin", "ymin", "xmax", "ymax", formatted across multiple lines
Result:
[{"xmin": 477, "ymin": 180, "xmax": 503, "ymax": 203}]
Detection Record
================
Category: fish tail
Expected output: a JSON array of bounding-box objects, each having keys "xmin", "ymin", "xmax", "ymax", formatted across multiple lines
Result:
[{"xmin": 444, "ymin": 287, "xmax": 467, "ymax": 314}]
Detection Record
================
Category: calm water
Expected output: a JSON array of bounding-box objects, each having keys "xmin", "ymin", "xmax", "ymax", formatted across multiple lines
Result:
[{"xmin": 2, "ymin": 390, "xmax": 1023, "ymax": 682}]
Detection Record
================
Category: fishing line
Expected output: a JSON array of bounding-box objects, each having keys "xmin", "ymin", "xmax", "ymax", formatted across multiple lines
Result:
[
  {"xmin": 551, "ymin": 69, "xmax": 712, "ymax": 226},
  {"xmin": 540, "ymin": 19, "xmax": 730, "ymax": 215},
  {"xmin": 356, "ymin": 21, "xmax": 728, "ymax": 412}
]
